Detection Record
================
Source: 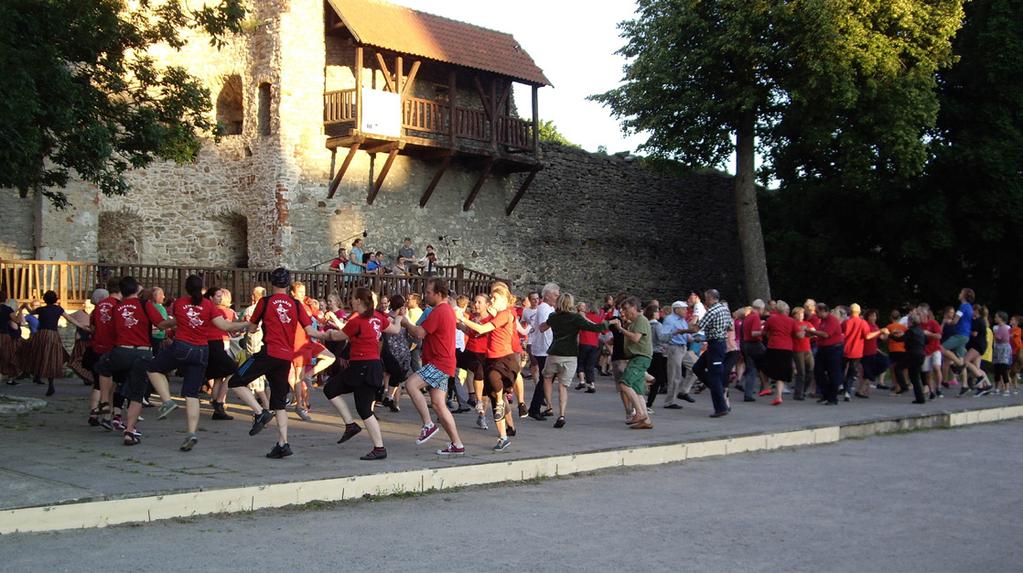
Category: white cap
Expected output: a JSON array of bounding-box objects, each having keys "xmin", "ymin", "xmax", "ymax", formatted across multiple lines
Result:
[{"xmin": 672, "ymin": 300, "xmax": 688, "ymax": 309}]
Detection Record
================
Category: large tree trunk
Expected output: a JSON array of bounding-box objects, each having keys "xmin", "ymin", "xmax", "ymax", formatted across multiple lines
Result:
[{"xmin": 734, "ymin": 110, "xmax": 771, "ymax": 301}]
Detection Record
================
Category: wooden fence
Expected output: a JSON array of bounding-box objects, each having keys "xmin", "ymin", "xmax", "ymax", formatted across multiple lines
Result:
[{"xmin": 0, "ymin": 260, "xmax": 507, "ymax": 311}]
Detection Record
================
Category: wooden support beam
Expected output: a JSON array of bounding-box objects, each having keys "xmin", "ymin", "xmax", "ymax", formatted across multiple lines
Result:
[
  {"xmin": 396, "ymin": 55, "xmax": 403, "ymax": 97},
  {"xmin": 375, "ymin": 52, "xmax": 395, "ymax": 92},
  {"xmin": 473, "ymin": 76, "xmax": 491, "ymax": 120},
  {"xmin": 329, "ymin": 148, "xmax": 337, "ymax": 180},
  {"xmin": 362, "ymin": 140, "xmax": 402, "ymax": 155},
  {"xmin": 495, "ymin": 81, "xmax": 510, "ymax": 115},
  {"xmin": 420, "ymin": 155, "xmax": 453, "ymax": 208},
  {"xmin": 462, "ymin": 157, "xmax": 495, "ymax": 212},
  {"xmin": 401, "ymin": 61, "xmax": 421, "ymax": 98},
  {"xmin": 327, "ymin": 142, "xmax": 360, "ymax": 198},
  {"xmin": 368, "ymin": 147, "xmax": 400, "ymax": 205},
  {"xmin": 355, "ymin": 46, "xmax": 363, "ymax": 131},
  {"xmin": 531, "ymin": 84, "xmax": 539, "ymax": 156},
  {"xmin": 505, "ymin": 168, "xmax": 540, "ymax": 216}
]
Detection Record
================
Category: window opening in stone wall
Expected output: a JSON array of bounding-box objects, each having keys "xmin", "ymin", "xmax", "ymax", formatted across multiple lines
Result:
[
  {"xmin": 216, "ymin": 75, "xmax": 244, "ymax": 135},
  {"xmin": 258, "ymin": 82, "xmax": 271, "ymax": 136}
]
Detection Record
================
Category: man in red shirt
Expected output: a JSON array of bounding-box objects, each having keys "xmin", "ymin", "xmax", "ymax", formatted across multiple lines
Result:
[
  {"xmin": 842, "ymin": 303, "xmax": 871, "ymax": 400},
  {"xmin": 88, "ymin": 276, "xmax": 121, "ymax": 428},
  {"xmin": 229, "ymin": 267, "xmax": 323, "ymax": 459},
  {"xmin": 811, "ymin": 303, "xmax": 844, "ymax": 405},
  {"xmin": 400, "ymin": 278, "xmax": 466, "ymax": 455}
]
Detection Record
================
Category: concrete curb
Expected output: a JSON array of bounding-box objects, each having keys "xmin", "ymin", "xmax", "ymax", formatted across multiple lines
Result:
[{"xmin": 3, "ymin": 404, "xmax": 1022, "ymax": 535}]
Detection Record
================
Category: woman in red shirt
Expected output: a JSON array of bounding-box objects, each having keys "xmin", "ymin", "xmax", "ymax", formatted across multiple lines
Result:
[
  {"xmin": 763, "ymin": 301, "xmax": 799, "ymax": 405},
  {"xmin": 460, "ymin": 282, "xmax": 519, "ymax": 452},
  {"xmin": 318, "ymin": 287, "xmax": 401, "ymax": 460},
  {"xmin": 791, "ymin": 306, "xmax": 814, "ymax": 401},
  {"xmin": 857, "ymin": 309, "xmax": 889, "ymax": 398},
  {"xmin": 146, "ymin": 275, "xmax": 251, "ymax": 450},
  {"xmin": 203, "ymin": 287, "xmax": 239, "ymax": 421}
]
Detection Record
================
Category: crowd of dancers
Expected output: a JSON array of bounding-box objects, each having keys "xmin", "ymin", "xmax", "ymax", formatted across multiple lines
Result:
[{"xmin": 1, "ymin": 276, "xmax": 1018, "ymax": 460}]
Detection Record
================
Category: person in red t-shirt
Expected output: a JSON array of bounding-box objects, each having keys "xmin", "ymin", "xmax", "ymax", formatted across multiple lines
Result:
[
  {"xmin": 318, "ymin": 287, "xmax": 402, "ymax": 460},
  {"xmin": 740, "ymin": 299, "xmax": 767, "ymax": 401},
  {"xmin": 763, "ymin": 301, "xmax": 800, "ymax": 405},
  {"xmin": 227, "ymin": 268, "xmax": 323, "ymax": 459},
  {"xmin": 87, "ymin": 277, "xmax": 122, "ymax": 427},
  {"xmin": 842, "ymin": 303, "xmax": 879, "ymax": 400},
  {"xmin": 401, "ymin": 277, "xmax": 467, "ymax": 455},
  {"xmin": 458, "ymin": 294, "xmax": 492, "ymax": 429},
  {"xmin": 920, "ymin": 306, "xmax": 945, "ymax": 398},
  {"xmin": 575, "ymin": 302, "xmax": 603, "ymax": 392},
  {"xmin": 146, "ymin": 275, "xmax": 251, "ymax": 450},
  {"xmin": 809, "ymin": 303, "xmax": 844, "ymax": 404},
  {"xmin": 791, "ymin": 306, "xmax": 815, "ymax": 401},
  {"xmin": 93, "ymin": 277, "xmax": 171, "ymax": 445},
  {"xmin": 202, "ymin": 287, "xmax": 239, "ymax": 422},
  {"xmin": 856, "ymin": 309, "xmax": 890, "ymax": 398},
  {"xmin": 460, "ymin": 281, "xmax": 520, "ymax": 452}
]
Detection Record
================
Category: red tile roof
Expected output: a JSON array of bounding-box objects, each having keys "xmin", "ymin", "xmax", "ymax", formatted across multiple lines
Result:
[{"xmin": 327, "ymin": 0, "xmax": 551, "ymax": 86}]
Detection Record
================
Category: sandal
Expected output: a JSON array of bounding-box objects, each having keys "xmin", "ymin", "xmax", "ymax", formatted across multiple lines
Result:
[{"xmin": 123, "ymin": 429, "xmax": 141, "ymax": 446}]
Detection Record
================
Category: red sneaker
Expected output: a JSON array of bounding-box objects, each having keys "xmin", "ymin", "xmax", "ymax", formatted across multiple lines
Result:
[
  {"xmin": 758, "ymin": 389, "xmax": 773, "ymax": 397},
  {"xmin": 415, "ymin": 423, "xmax": 440, "ymax": 445},
  {"xmin": 436, "ymin": 443, "xmax": 465, "ymax": 456},
  {"xmin": 772, "ymin": 398, "xmax": 783, "ymax": 406}
]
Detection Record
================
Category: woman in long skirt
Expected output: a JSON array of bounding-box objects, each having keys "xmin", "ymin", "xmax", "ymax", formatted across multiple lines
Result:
[
  {"xmin": 0, "ymin": 292, "xmax": 24, "ymax": 385},
  {"xmin": 27, "ymin": 290, "xmax": 87, "ymax": 396}
]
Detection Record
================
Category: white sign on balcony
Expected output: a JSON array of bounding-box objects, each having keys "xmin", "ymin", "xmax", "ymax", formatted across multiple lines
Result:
[{"xmin": 360, "ymin": 89, "xmax": 401, "ymax": 138}]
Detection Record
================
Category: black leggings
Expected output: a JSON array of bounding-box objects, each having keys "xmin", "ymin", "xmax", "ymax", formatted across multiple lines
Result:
[
  {"xmin": 646, "ymin": 352, "xmax": 667, "ymax": 407},
  {"xmin": 323, "ymin": 360, "xmax": 382, "ymax": 420}
]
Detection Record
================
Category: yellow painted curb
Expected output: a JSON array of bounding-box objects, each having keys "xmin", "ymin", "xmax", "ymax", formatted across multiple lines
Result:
[{"xmin": 2, "ymin": 404, "xmax": 1021, "ymax": 535}]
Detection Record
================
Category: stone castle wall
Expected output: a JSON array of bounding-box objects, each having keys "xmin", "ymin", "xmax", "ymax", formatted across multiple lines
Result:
[{"xmin": 1, "ymin": 0, "xmax": 745, "ymax": 304}]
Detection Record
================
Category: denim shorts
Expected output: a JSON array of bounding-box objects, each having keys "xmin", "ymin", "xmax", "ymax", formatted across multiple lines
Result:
[{"xmin": 148, "ymin": 340, "xmax": 209, "ymax": 398}]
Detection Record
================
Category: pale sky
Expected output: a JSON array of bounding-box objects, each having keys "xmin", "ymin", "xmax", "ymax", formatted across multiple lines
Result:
[{"xmin": 393, "ymin": 0, "xmax": 647, "ymax": 155}]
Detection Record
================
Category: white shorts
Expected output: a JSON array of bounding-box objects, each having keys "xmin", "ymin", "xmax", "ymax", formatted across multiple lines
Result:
[
  {"xmin": 542, "ymin": 355, "xmax": 578, "ymax": 386},
  {"xmin": 921, "ymin": 351, "xmax": 942, "ymax": 373}
]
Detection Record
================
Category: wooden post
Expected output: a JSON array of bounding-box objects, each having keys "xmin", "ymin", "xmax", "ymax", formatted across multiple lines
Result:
[
  {"xmin": 490, "ymin": 78, "xmax": 498, "ymax": 150},
  {"xmin": 531, "ymin": 84, "xmax": 539, "ymax": 156},
  {"xmin": 396, "ymin": 55, "xmax": 403, "ymax": 97},
  {"xmin": 448, "ymin": 70, "xmax": 457, "ymax": 147},
  {"xmin": 355, "ymin": 46, "xmax": 363, "ymax": 132}
]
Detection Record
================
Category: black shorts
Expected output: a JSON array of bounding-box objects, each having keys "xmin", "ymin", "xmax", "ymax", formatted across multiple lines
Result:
[
  {"xmin": 205, "ymin": 340, "xmax": 237, "ymax": 380},
  {"xmin": 457, "ymin": 350, "xmax": 486, "ymax": 380},
  {"xmin": 486, "ymin": 354, "xmax": 520, "ymax": 389},
  {"xmin": 327, "ymin": 359, "xmax": 384, "ymax": 394},
  {"xmin": 230, "ymin": 351, "xmax": 292, "ymax": 410}
]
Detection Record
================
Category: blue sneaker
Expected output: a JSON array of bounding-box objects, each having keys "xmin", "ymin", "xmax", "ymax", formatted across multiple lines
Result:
[{"xmin": 493, "ymin": 437, "xmax": 511, "ymax": 452}]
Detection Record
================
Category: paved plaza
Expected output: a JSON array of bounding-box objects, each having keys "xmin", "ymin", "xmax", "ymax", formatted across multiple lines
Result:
[{"xmin": 1, "ymin": 374, "xmax": 1020, "ymax": 512}]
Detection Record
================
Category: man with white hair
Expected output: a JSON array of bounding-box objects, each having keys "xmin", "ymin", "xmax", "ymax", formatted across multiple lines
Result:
[
  {"xmin": 527, "ymin": 282, "xmax": 559, "ymax": 420},
  {"xmin": 659, "ymin": 300, "xmax": 690, "ymax": 409}
]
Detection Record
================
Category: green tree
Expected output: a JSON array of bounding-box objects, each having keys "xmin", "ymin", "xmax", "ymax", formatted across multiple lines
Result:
[
  {"xmin": 535, "ymin": 119, "xmax": 579, "ymax": 148},
  {"xmin": 762, "ymin": 0, "xmax": 1022, "ymax": 312},
  {"xmin": 0, "ymin": 0, "xmax": 245, "ymax": 208},
  {"xmin": 591, "ymin": 0, "xmax": 964, "ymax": 302}
]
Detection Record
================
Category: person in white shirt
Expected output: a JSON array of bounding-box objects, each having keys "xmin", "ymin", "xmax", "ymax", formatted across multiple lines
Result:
[{"xmin": 526, "ymin": 283, "xmax": 558, "ymax": 419}]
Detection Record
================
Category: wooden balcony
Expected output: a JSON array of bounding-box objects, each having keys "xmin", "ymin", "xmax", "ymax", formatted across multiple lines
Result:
[{"xmin": 324, "ymin": 90, "xmax": 537, "ymax": 153}]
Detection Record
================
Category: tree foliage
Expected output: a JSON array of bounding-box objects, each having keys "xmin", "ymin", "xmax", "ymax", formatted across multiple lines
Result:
[
  {"xmin": 591, "ymin": 0, "xmax": 965, "ymax": 302},
  {"xmin": 0, "ymin": 0, "xmax": 245, "ymax": 208},
  {"xmin": 762, "ymin": 0, "xmax": 1023, "ymax": 312},
  {"xmin": 535, "ymin": 119, "xmax": 579, "ymax": 148}
]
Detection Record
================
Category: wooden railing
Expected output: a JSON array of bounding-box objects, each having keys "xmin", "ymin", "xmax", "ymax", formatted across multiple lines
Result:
[
  {"xmin": 402, "ymin": 97, "xmax": 446, "ymax": 134},
  {"xmin": 326, "ymin": 90, "xmax": 534, "ymax": 151},
  {"xmin": 0, "ymin": 260, "xmax": 508, "ymax": 311},
  {"xmin": 497, "ymin": 115, "xmax": 533, "ymax": 150},
  {"xmin": 323, "ymin": 89, "xmax": 357, "ymax": 125}
]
